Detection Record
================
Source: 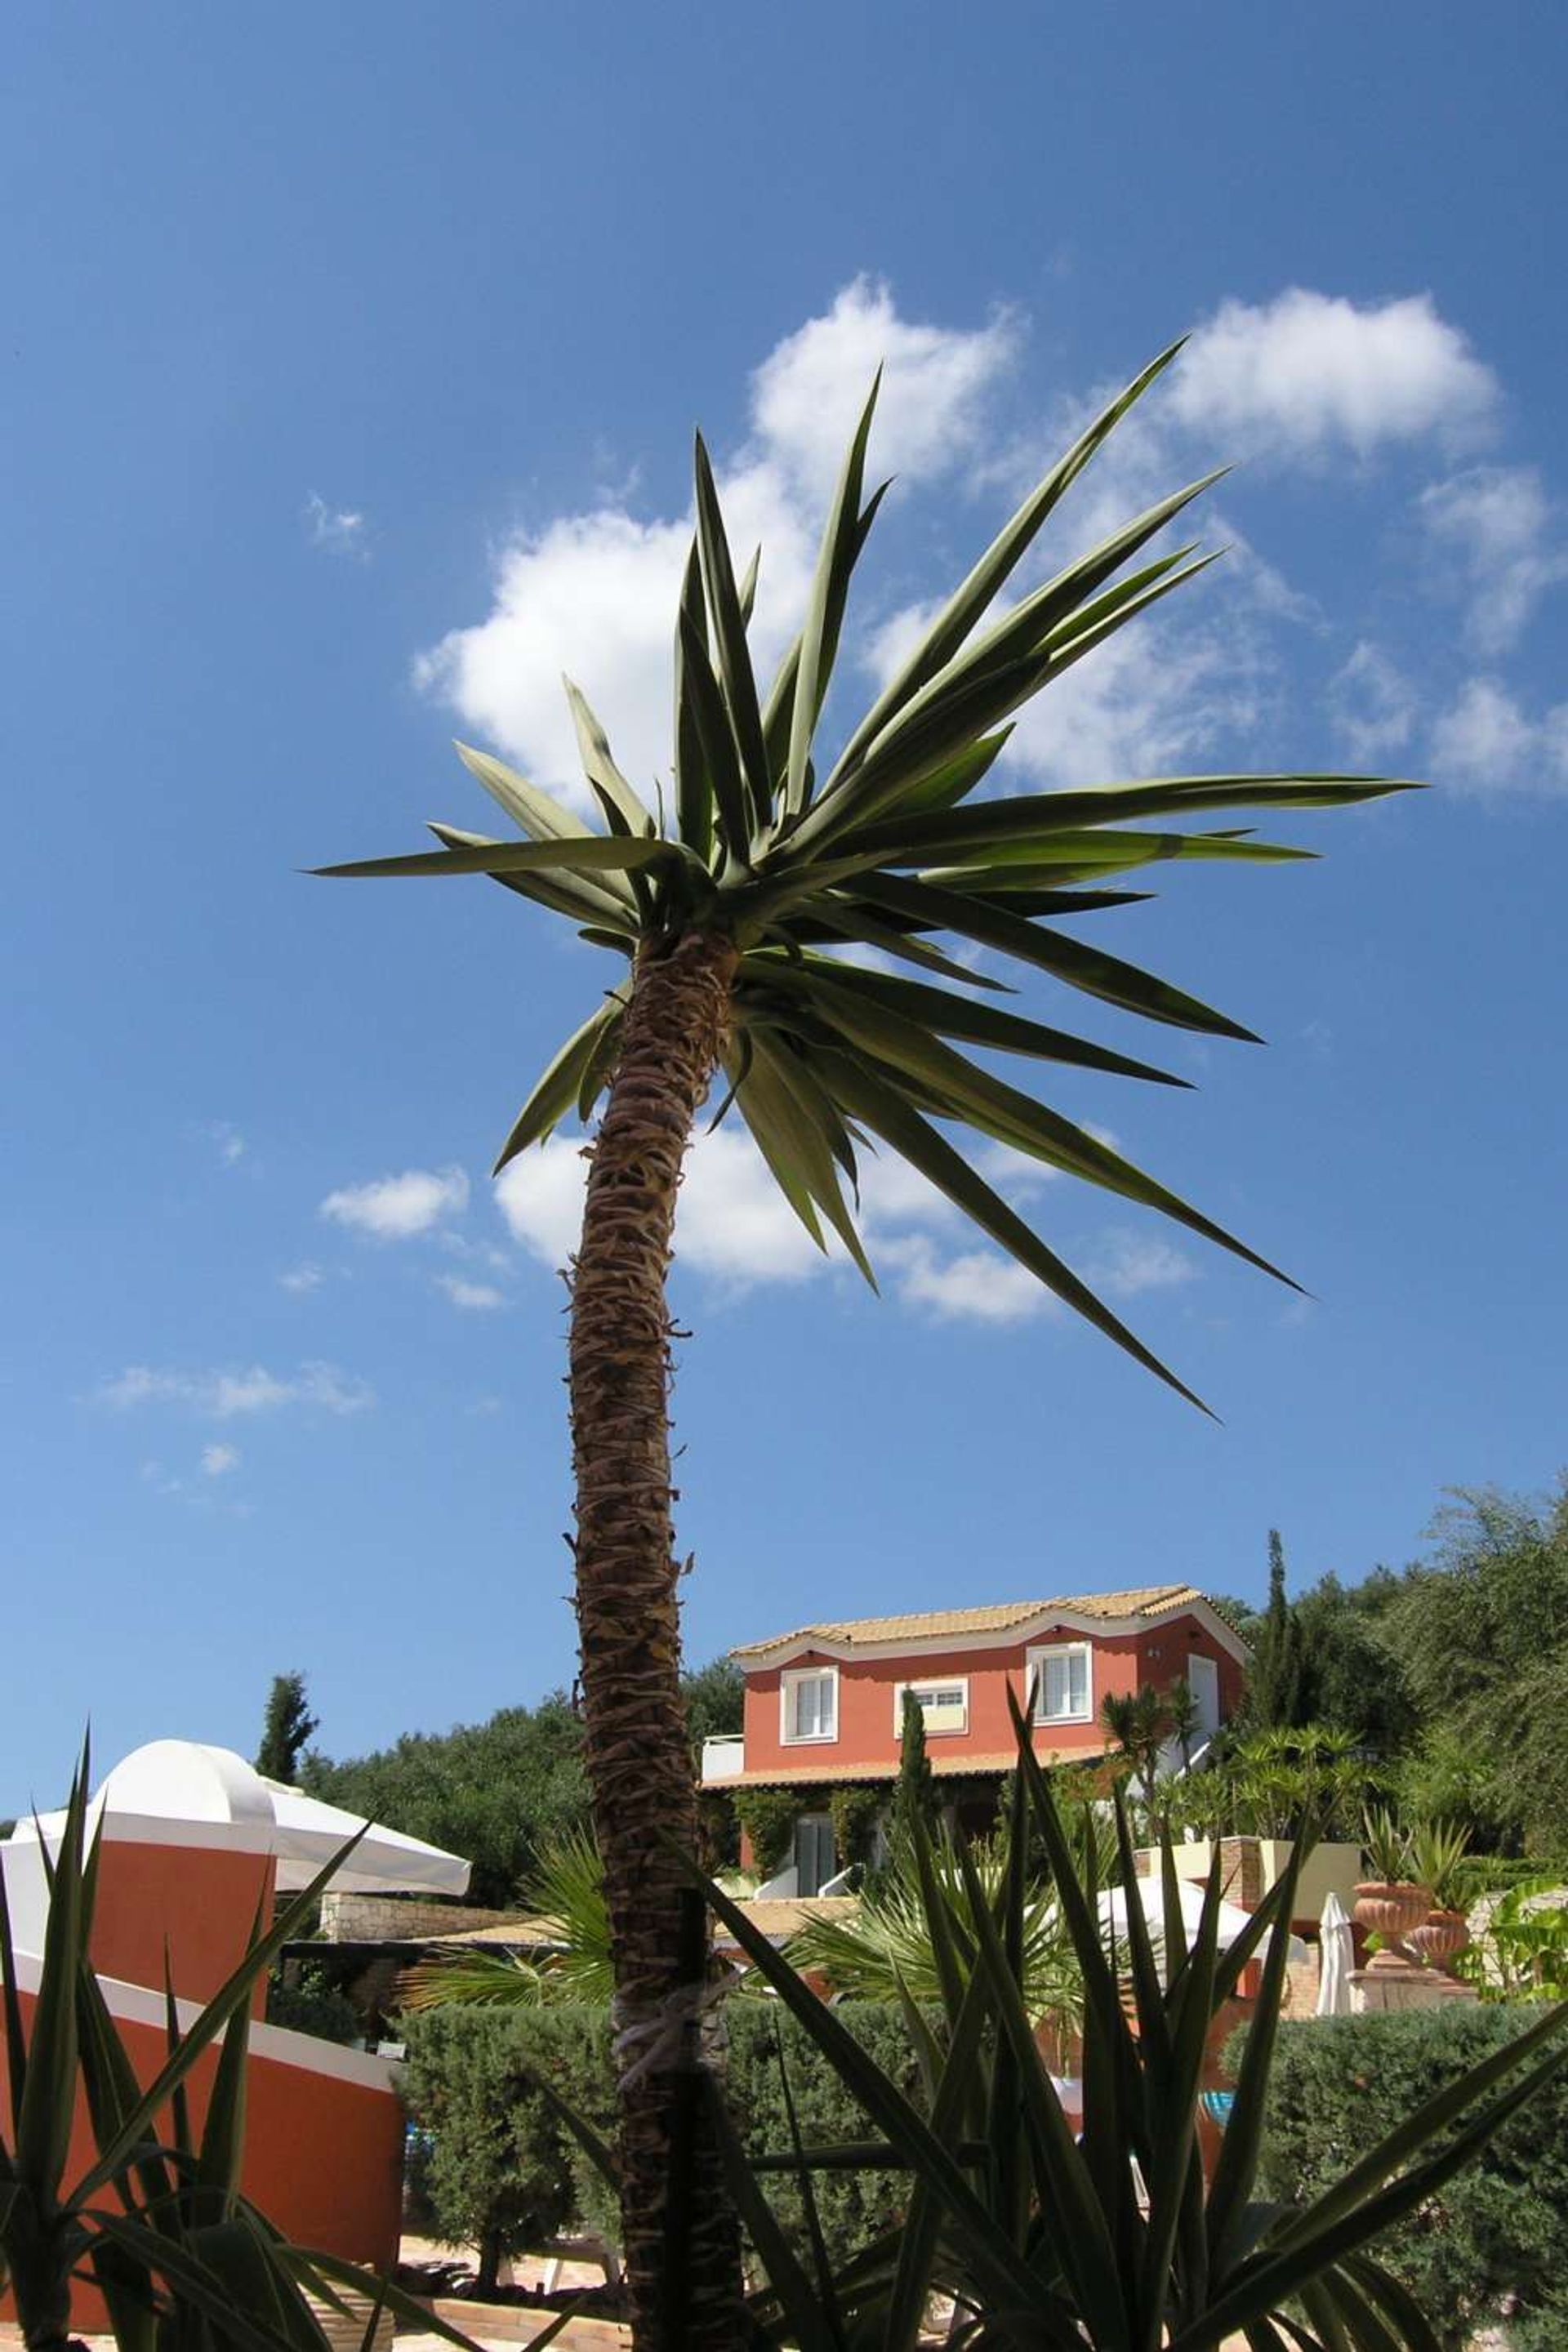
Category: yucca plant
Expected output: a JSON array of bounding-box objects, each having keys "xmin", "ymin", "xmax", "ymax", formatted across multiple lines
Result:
[
  {"xmin": 695, "ymin": 1695, "xmax": 1568, "ymax": 2351},
  {"xmin": 0, "ymin": 1749, "xmax": 479, "ymax": 2352},
  {"xmin": 784, "ymin": 1824, "xmax": 1087, "ymax": 2029},
  {"xmin": 317, "ymin": 339, "xmax": 1417, "ymax": 2346},
  {"xmin": 1362, "ymin": 1803, "xmax": 1415, "ymax": 1887},
  {"xmin": 1406, "ymin": 1820, "xmax": 1472, "ymax": 1913}
]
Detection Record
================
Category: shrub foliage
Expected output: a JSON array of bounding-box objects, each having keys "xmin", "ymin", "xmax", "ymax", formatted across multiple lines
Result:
[
  {"xmin": 399, "ymin": 2001, "xmax": 924, "ymax": 2278},
  {"xmin": 1252, "ymin": 2007, "xmax": 1568, "ymax": 2352},
  {"xmin": 731, "ymin": 1789, "xmax": 800, "ymax": 1879}
]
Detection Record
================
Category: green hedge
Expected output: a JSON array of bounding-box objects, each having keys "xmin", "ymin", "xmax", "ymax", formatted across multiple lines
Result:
[
  {"xmin": 1245, "ymin": 2007, "xmax": 1568, "ymax": 2352},
  {"xmin": 399, "ymin": 2000, "xmax": 924, "ymax": 2279}
]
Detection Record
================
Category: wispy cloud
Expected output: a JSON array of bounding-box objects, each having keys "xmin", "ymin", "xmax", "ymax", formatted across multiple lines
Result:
[
  {"xmin": 206, "ymin": 1121, "xmax": 247, "ymax": 1167},
  {"xmin": 1330, "ymin": 642, "xmax": 1418, "ymax": 764},
  {"xmin": 436, "ymin": 1273, "xmax": 506, "ymax": 1311},
  {"xmin": 201, "ymin": 1442, "xmax": 240, "ymax": 1477},
  {"xmin": 320, "ymin": 1166, "xmax": 469, "ymax": 1240},
  {"xmin": 1428, "ymin": 677, "xmax": 1568, "ymax": 799},
  {"xmin": 1083, "ymin": 1231, "xmax": 1196, "ymax": 1300},
  {"xmin": 1417, "ymin": 465, "xmax": 1567, "ymax": 654},
  {"xmin": 305, "ymin": 492, "xmax": 368, "ymax": 560},
  {"xmin": 100, "ymin": 1362, "xmax": 373, "ymax": 1419},
  {"xmin": 278, "ymin": 1262, "xmax": 326, "ymax": 1294}
]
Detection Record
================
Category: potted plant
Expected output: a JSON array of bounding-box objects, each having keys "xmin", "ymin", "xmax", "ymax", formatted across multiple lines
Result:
[
  {"xmin": 1405, "ymin": 1818, "xmax": 1473, "ymax": 1966},
  {"xmin": 1354, "ymin": 1803, "xmax": 1431, "ymax": 1943}
]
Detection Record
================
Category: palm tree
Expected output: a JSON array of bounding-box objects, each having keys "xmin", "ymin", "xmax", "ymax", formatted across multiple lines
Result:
[
  {"xmin": 317, "ymin": 341, "xmax": 1414, "ymax": 2348},
  {"xmin": 1099, "ymin": 1684, "xmax": 1172, "ymax": 1811}
]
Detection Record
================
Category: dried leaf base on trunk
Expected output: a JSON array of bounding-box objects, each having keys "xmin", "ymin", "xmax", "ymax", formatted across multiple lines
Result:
[{"xmin": 567, "ymin": 930, "xmax": 745, "ymax": 2351}]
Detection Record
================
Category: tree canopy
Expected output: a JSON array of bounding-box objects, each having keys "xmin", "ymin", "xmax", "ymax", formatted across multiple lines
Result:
[
  {"xmin": 1228, "ymin": 1480, "xmax": 1568, "ymax": 1863},
  {"xmin": 301, "ymin": 1660, "xmax": 743, "ymax": 1909}
]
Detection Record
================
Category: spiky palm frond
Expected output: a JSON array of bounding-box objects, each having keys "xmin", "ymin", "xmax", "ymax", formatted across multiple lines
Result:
[
  {"xmin": 319, "ymin": 342, "xmax": 1418, "ymax": 1407},
  {"xmin": 786, "ymin": 1830, "xmax": 1085, "ymax": 2029},
  {"xmin": 396, "ymin": 1945, "xmax": 546, "ymax": 2012},
  {"xmin": 398, "ymin": 1827, "xmax": 613, "ymax": 2012}
]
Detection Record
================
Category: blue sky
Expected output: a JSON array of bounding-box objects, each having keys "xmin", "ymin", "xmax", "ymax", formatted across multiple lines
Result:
[{"xmin": 3, "ymin": 5, "xmax": 1565, "ymax": 1814}]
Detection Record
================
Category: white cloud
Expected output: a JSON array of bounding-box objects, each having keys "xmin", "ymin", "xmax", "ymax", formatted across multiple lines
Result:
[
  {"xmin": 278, "ymin": 1262, "xmax": 325, "ymax": 1294},
  {"xmin": 305, "ymin": 492, "xmax": 368, "ymax": 559},
  {"xmin": 201, "ymin": 1443, "xmax": 240, "ymax": 1478},
  {"xmin": 751, "ymin": 274, "xmax": 1019, "ymax": 498},
  {"xmin": 1418, "ymin": 466, "xmax": 1567, "ymax": 653},
  {"xmin": 1167, "ymin": 290, "xmax": 1497, "ymax": 459},
  {"xmin": 496, "ymin": 1125, "xmax": 826, "ymax": 1287},
  {"xmin": 100, "ymin": 1363, "xmax": 373, "ymax": 1419},
  {"xmin": 437, "ymin": 1273, "xmax": 506, "ymax": 1311},
  {"xmin": 865, "ymin": 590, "xmax": 1267, "ymax": 786},
  {"xmin": 414, "ymin": 278, "xmax": 1018, "ymax": 808},
  {"xmin": 1428, "ymin": 678, "xmax": 1568, "ymax": 799},
  {"xmin": 320, "ymin": 1166, "xmax": 469, "ymax": 1240},
  {"xmin": 881, "ymin": 1235, "xmax": 1049, "ymax": 1324},
  {"xmin": 1330, "ymin": 642, "xmax": 1418, "ymax": 764},
  {"xmin": 494, "ymin": 1113, "xmax": 1197, "ymax": 1334}
]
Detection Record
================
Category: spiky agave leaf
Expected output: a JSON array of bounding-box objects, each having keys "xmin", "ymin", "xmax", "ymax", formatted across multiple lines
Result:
[{"xmin": 317, "ymin": 344, "xmax": 1421, "ymax": 1406}]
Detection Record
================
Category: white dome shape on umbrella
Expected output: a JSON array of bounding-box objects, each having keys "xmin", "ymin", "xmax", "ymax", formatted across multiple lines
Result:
[
  {"xmin": 1098, "ymin": 1878, "xmax": 1308, "ymax": 1967},
  {"xmin": 10, "ymin": 1740, "xmax": 470, "ymax": 1898}
]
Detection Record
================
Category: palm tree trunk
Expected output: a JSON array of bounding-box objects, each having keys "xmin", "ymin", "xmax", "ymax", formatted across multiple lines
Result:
[{"xmin": 567, "ymin": 926, "xmax": 746, "ymax": 2351}]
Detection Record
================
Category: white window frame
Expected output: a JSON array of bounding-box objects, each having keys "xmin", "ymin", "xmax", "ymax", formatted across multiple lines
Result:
[
  {"xmin": 1027, "ymin": 1641, "xmax": 1094, "ymax": 1726},
  {"xmin": 892, "ymin": 1677, "xmax": 970, "ymax": 1737},
  {"xmin": 780, "ymin": 1664, "xmax": 839, "ymax": 1745}
]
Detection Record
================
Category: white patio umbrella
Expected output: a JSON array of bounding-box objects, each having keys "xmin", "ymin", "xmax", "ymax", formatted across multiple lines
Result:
[
  {"xmin": 12, "ymin": 1742, "xmax": 470, "ymax": 1900},
  {"xmin": 259, "ymin": 1778, "xmax": 470, "ymax": 1895},
  {"xmin": 1316, "ymin": 1890, "xmax": 1354, "ymax": 2016},
  {"xmin": 1098, "ymin": 1879, "xmax": 1308, "ymax": 1967}
]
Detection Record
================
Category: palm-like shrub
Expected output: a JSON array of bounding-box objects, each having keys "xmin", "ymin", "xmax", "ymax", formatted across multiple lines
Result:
[
  {"xmin": 399, "ymin": 1827, "xmax": 613, "ymax": 2012},
  {"xmin": 1099, "ymin": 1686, "xmax": 1173, "ymax": 1811},
  {"xmin": 786, "ymin": 1828, "xmax": 1084, "ymax": 2029},
  {"xmin": 318, "ymin": 342, "xmax": 1416, "ymax": 2343}
]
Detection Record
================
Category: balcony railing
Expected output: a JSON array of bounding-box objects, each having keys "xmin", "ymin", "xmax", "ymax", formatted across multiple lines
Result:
[{"xmin": 699, "ymin": 1735, "xmax": 745, "ymax": 1784}]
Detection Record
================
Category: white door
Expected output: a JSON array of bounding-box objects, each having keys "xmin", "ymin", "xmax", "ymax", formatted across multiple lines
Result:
[{"xmin": 1187, "ymin": 1653, "xmax": 1219, "ymax": 1735}]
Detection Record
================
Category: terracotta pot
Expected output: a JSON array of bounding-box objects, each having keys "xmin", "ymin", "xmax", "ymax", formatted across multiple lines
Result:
[
  {"xmin": 1406, "ymin": 1907, "xmax": 1471, "ymax": 1966},
  {"xmin": 1353, "ymin": 1880, "xmax": 1432, "ymax": 1939}
]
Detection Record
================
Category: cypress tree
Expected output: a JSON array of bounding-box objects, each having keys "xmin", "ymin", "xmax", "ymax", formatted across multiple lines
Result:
[
  {"xmin": 891, "ymin": 1688, "xmax": 939, "ymax": 1852},
  {"xmin": 1246, "ymin": 1530, "xmax": 1307, "ymax": 1730},
  {"xmin": 255, "ymin": 1671, "xmax": 318, "ymax": 1784}
]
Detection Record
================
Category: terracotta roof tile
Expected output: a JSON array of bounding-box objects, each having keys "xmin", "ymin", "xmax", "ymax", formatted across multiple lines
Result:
[{"xmin": 731, "ymin": 1582, "xmax": 1209, "ymax": 1660}]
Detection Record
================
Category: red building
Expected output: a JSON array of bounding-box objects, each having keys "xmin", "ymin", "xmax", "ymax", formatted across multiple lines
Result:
[{"xmin": 702, "ymin": 1583, "xmax": 1249, "ymax": 1891}]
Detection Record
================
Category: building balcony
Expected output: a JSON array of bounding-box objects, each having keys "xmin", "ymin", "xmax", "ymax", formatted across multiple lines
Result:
[{"xmin": 699, "ymin": 1735, "xmax": 746, "ymax": 1785}]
